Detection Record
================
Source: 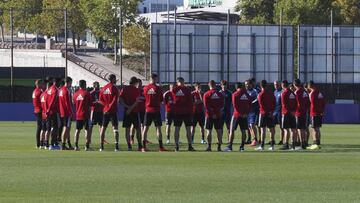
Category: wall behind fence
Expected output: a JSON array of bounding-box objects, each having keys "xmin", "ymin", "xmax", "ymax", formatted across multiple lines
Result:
[{"xmin": 0, "ymin": 103, "xmax": 358, "ymax": 124}]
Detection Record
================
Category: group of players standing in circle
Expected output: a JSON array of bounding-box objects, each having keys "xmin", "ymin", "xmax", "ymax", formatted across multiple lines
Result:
[{"xmin": 32, "ymin": 73, "xmax": 325, "ymax": 152}]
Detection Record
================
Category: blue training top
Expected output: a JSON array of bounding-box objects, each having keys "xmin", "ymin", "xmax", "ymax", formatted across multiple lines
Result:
[{"xmin": 274, "ymin": 88, "xmax": 282, "ymax": 113}]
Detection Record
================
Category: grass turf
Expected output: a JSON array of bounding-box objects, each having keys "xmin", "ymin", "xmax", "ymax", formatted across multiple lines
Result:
[{"xmin": 0, "ymin": 122, "xmax": 359, "ymax": 203}]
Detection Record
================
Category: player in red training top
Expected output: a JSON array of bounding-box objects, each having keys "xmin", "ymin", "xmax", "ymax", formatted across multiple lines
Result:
[
  {"xmin": 89, "ymin": 82, "xmax": 103, "ymax": 134},
  {"xmin": 191, "ymin": 82, "xmax": 206, "ymax": 144},
  {"xmin": 58, "ymin": 77, "xmax": 74, "ymax": 150},
  {"xmin": 39, "ymin": 80, "xmax": 50, "ymax": 149},
  {"xmin": 32, "ymin": 79, "xmax": 45, "ymax": 149},
  {"xmin": 142, "ymin": 74, "xmax": 166, "ymax": 152},
  {"xmin": 255, "ymin": 80, "xmax": 276, "ymax": 151},
  {"xmin": 225, "ymin": 82, "xmax": 252, "ymax": 152},
  {"xmin": 99, "ymin": 74, "xmax": 120, "ymax": 152},
  {"xmin": 172, "ymin": 77, "xmax": 195, "ymax": 152},
  {"xmin": 163, "ymin": 83, "xmax": 175, "ymax": 144},
  {"xmin": 203, "ymin": 80, "xmax": 224, "ymax": 152},
  {"xmin": 119, "ymin": 77, "xmax": 142, "ymax": 151},
  {"xmin": 279, "ymin": 80, "xmax": 297, "ymax": 150},
  {"xmin": 130, "ymin": 79, "xmax": 146, "ymax": 145},
  {"xmin": 293, "ymin": 79, "xmax": 309, "ymax": 150},
  {"xmin": 45, "ymin": 77, "xmax": 61, "ymax": 150},
  {"xmin": 73, "ymin": 80, "xmax": 92, "ymax": 151},
  {"xmin": 307, "ymin": 81, "xmax": 325, "ymax": 150}
]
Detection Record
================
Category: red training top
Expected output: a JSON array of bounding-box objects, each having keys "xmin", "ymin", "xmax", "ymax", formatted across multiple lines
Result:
[
  {"xmin": 143, "ymin": 83, "xmax": 163, "ymax": 113},
  {"xmin": 99, "ymin": 83, "xmax": 119, "ymax": 114},
  {"xmin": 32, "ymin": 87, "xmax": 43, "ymax": 113},
  {"xmin": 58, "ymin": 86, "xmax": 73, "ymax": 118},
  {"xmin": 172, "ymin": 85, "xmax": 193, "ymax": 115},
  {"xmin": 191, "ymin": 90, "xmax": 204, "ymax": 114},
  {"xmin": 73, "ymin": 88, "xmax": 91, "ymax": 120},
  {"xmin": 281, "ymin": 88, "xmax": 297, "ymax": 115},
  {"xmin": 203, "ymin": 89, "xmax": 224, "ymax": 118},
  {"xmin": 232, "ymin": 88, "xmax": 252, "ymax": 118},
  {"xmin": 258, "ymin": 89, "xmax": 276, "ymax": 116},
  {"xmin": 163, "ymin": 90, "xmax": 174, "ymax": 113},
  {"xmin": 45, "ymin": 84, "xmax": 59, "ymax": 116},
  {"xmin": 40, "ymin": 91, "xmax": 47, "ymax": 120},
  {"xmin": 294, "ymin": 88, "xmax": 309, "ymax": 117},
  {"xmin": 119, "ymin": 85, "xmax": 140, "ymax": 113},
  {"xmin": 90, "ymin": 89, "xmax": 103, "ymax": 113},
  {"xmin": 309, "ymin": 88, "xmax": 326, "ymax": 117}
]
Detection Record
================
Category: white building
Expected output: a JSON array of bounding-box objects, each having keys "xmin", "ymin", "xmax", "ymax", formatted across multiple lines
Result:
[
  {"xmin": 139, "ymin": 0, "xmax": 239, "ymax": 24},
  {"xmin": 138, "ymin": 0, "xmax": 184, "ymax": 14}
]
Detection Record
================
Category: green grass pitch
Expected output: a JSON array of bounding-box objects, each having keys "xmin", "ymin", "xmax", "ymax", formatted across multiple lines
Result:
[{"xmin": 0, "ymin": 122, "xmax": 359, "ymax": 203}]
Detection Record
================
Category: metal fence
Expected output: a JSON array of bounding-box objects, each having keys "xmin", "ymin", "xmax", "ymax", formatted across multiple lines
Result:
[
  {"xmin": 151, "ymin": 23, "xmax": 294, "ymax": 83},
  {"xmin": 299, "ymin": 25, "xmax": 360, "ymax": 84}
]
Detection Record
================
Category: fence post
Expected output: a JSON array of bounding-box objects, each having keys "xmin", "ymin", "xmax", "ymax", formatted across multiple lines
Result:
[
  {"xmin": 221, "ymin": 31, "xmax": 224, "ymax": 80},
  {"xmin": 189, "ymin": 33, "xmax": 193, "ymax": 85},
  {"xmin": 283, "ymin": 29, "xmax": 287, "ymax": 81},
  {"xmin": 157, "ymin": 30, "xmax": 161, "ymax": 82},
  {"xmin": 251, "ymin": 33, "xmax": 256, "ymax": 79},
  {"xmin": 64, "ymin": 8, "xmax": 68, "ymax": 78}
]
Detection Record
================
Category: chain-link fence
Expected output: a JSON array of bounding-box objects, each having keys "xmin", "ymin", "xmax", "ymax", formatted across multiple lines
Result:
[{"xmin": 151, "ymin": 23, "xmax": 294, "ymax": 84}]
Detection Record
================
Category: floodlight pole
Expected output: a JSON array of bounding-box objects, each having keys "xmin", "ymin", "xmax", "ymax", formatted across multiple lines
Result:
[
  {"xmin": 119, "ymin": 6, "xmax": 123, "ymax": 85},
  {"xmin": 64, "ymin": 8, "xmax": 68, "ymax": 78},
  {"xmin": 331, "ymin": 9, "xmax": 334, "ymax": 85},
  {"xmin": 174, "ymin": 7, "xmax": 177, "ymax": 82},
  {"xmin": 10, "ymin": 8, "xmax": 14, "ymax": 87},
  {"xmin": 226, "ymin": 9, "xmax": 230, "ymax": 82}
]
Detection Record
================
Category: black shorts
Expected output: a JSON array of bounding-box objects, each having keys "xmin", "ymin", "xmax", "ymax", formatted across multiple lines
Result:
[
  {"xmin": 258, "ymin": 114, "xmax": 275, "ymax": 128},
  {"xmin": 76, "ymin": 119, "xmax": 91, "ymax": 130},
  {"xmin": 205, "ymin": 117, "xmax": 222, "ymax": 130},
  {"xmin": 296, "ymin": 116, "xmax": 306, "ymax": 129},
  {"xmin": 61, "ymin": 117, "xmax": 72, "ymax": 128},
  {"xmin": 139, "ymin": 112, "xmax": 145, "ymax": 125},
  {"xmin": 123, "ymin": 112, "xmax": 140, "ymax": 128},
  {"xmin": 173, "ymin": 114, "xmax": 192, "ymax": 127},
  {"xmin": 102, "ymin": 113, "xmax": 118, "ymax": 128},
  {"xmin": 281, "ymin": 113, "xmax": 296, "ymax": 129},
  {"xmin": 35, "ymin": 112, "xmax": 42, "ymax": 127},
  {"xmin": 41, "ymin": 120, "xmax": 47, "ymax": 131},
  {"xmin": 273, "ymin": 111, "xmax": 281, "ymax": 126},
  {"xmin": 144, "ymin": 112, "xmax": 162, "ymax": 127},
  {"xmin": 230, "ymin": 116, "xmax": 248, "ymax": 131},
  {"xmin": 221, "ymin": 113, "xmax": 231, "ymax": 129},
  {"xmin": 46, "ymin": 114, "xmax": 59, "ymax": 131},
  {"xmin": 192, "ymin": 112, "xmax": 205, "ymax": 127},
  {"xmin": 165, "ymin": 112, "xmax": 173, "ymax": 125},
  {"xmin": 91, "ymin": 111, "xmax": 103, "ymax": 126},
  {"xmin": 311, "ymin": 116, "xmax": 323, "ymax": 128}
]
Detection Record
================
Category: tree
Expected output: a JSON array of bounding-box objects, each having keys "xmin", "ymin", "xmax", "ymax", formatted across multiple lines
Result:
[
  {"xmin": 273, "ymin": 0, "xmax": 335, "ymax": 25},
  {"xmin": 123, "ymin": 17, "xmax": 150, "ymax": 55},
  {"xmin": 235, "ymin": 0, "xmax": 276, "ymax": 24},
  {"xmin": 80, "ymin": 0, "xmax": 140, "ymax": 41},
  {"xmin": 333, "ymin": 0, "xmax": 360, "ymax": 24}
]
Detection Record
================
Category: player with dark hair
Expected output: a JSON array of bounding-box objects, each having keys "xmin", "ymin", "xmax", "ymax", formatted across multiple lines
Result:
[
  {"xmin": 58, "ymin": 76, "xmax": 74, "ymax": 150},
  {"xmin": 203, "ymin": 80, "xmax": 224, "ymax": 152},
  {"xmin": 89, "ymin": 82, "xmax": 104, "ymax": 138},
  {"xmin": 32, "ymin": 79, "xmax": 46, "ymax": 149},
  {"xmin": 273, "ymin": 81, "xmax": 284, "ymax": 145},
  {"xmin": 307, "ymin": 81, "xmax": 325, "ymax": 150},
  {"xmin": 142, "ymin": 74, "xmax": 166, "ymax": 152},
  {"xmin": 219, "ymin": 80, "xmax": 232, "ymax": 140},
  {"xmin": 279, "ymin": 80, "xmax": 297, "ymax": 150},
  {"xmin": 130, "ymin": 79, "xmax": 146, "ymax": 145},
  {"xmin": 293, "ymin": 79, "xmax": 309, "ymax": 150},
  {"xmin": 73, "ymin": 80, "xmax": 92, "ymax": 151},
  {"xmin": 303, "ymin": 82, "xmax": 311, "ymax": 146},
  {"xmin": 245, "ymin": 79, "xmax": 259, "ymax": 146},
  {"xmin": 255, "ymin": 80, "xmax": 276, "ymax": 151},
  {"xmin": 39, "ymin": 80, "xmax": 49, "ymax": 149},
  {"xmin": 99, "ymin": 74, "xmax": 120, "ymax": 151},
  {"xmin": 119, "ymin": 77, "xmax": 142, "ymax": 151},
  {"xmin": 191, "ymin": 82, "xmax": 206, "ymax": 144},
  {"xmin": 45, "ymin": 77, "xmax": 61, "ymax": 150},
  {"xmin": 172, "ymin": 77, "xmax": 195, "ymax": 152},
  {"xmin": 224, "ymin": 82, "xmax": 252, "ymax": 152},
  {"xmin": 164, "ymin": 83, "xmax": 175, "ymax": 144}
]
